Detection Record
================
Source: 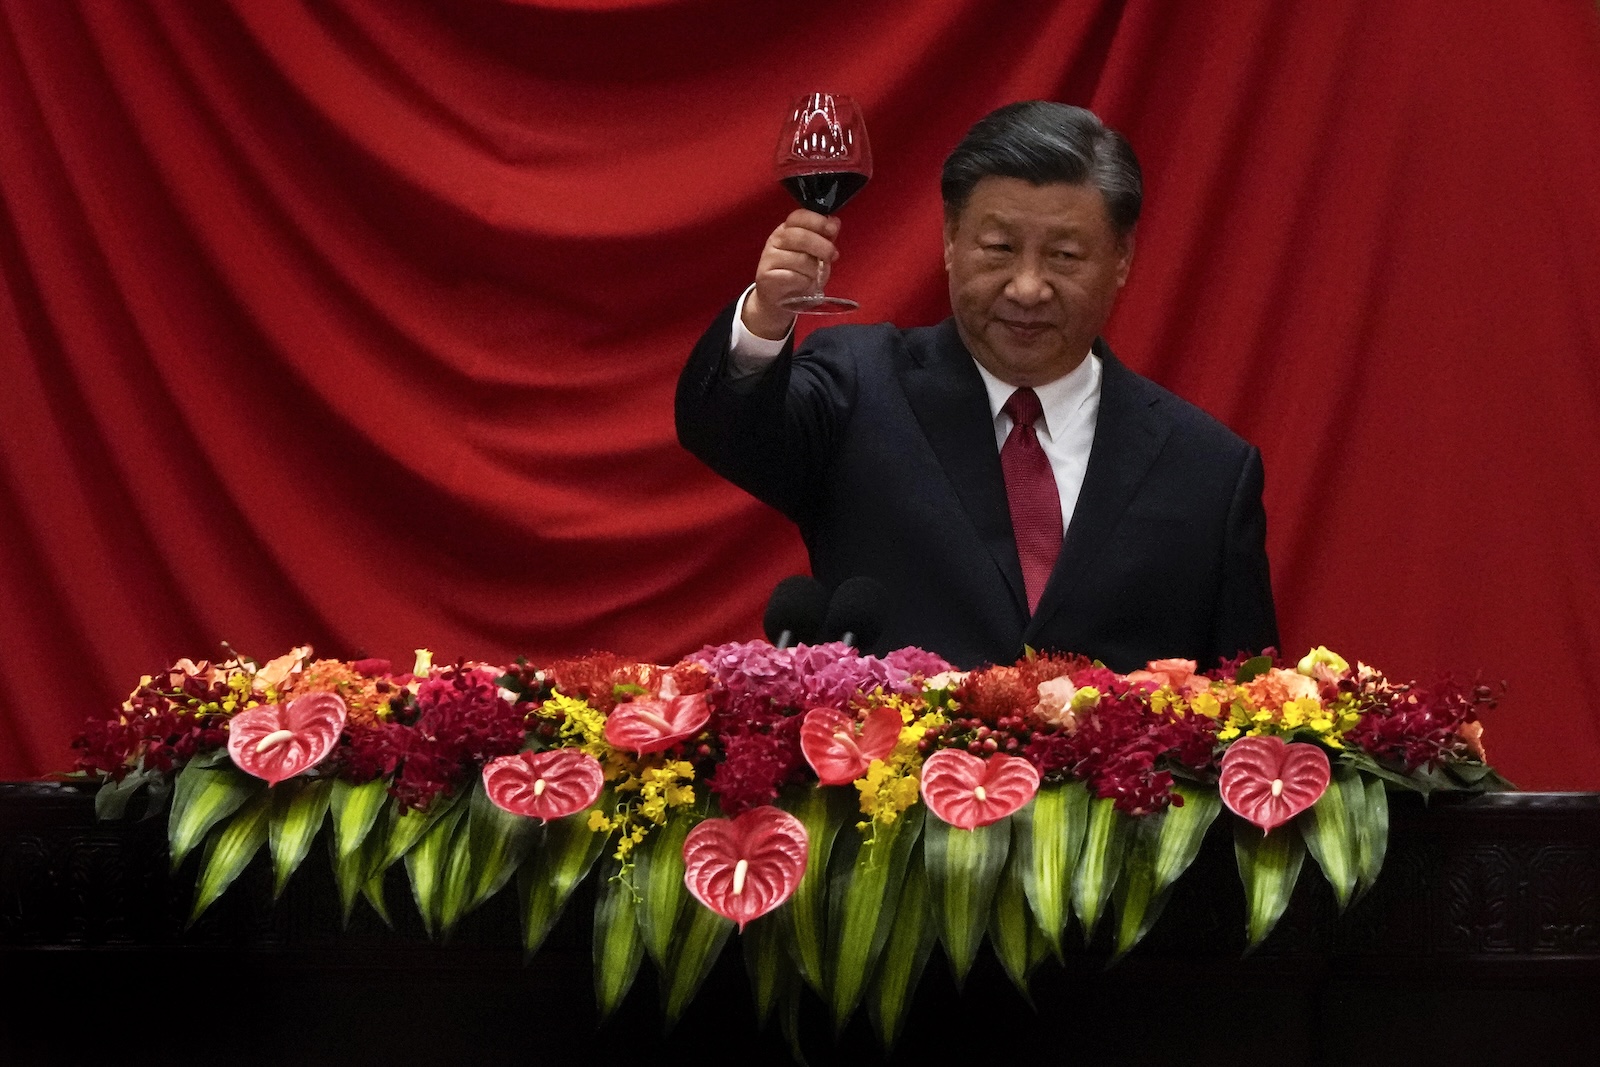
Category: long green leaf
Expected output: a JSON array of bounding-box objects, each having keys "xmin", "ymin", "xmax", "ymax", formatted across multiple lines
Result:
[
  {"xmin": 1299, "ymin": 766, "xmax": 1361, "ymax": 911},
  {"xmin": 632, "ymin": 812, "xmax": 695, "ymax": 968},
  {"xmin": 270, "ymin": 778, "xmax": 333, "ymax": 898},
  {"xmin": 168, "ymin": 760, "xmax": 260, "ymax": 870},
  {"xmin": 778, "ymin": 784, "xmax": 853, "ymax": 993},
  {"xmin": 924, "ymin": 814, "xmax": 1010, "ymax": 985},
  {"xmin": 1233, "ymin": 820, "xmax": 1307, "ymax": 948},
  {"xmin": 741, "ymin": 912, "xmax": 795, "ymax": 1029},
  {"xmin": 662, "ymin": 901, "xmax": 736, "ymax": 1028},
  {"xmin": 867, "ymin": 840, "xmax": 936, "ymax": 1052},
  {"xmin": 1071, "ymin": 795, "xmax": 1131, "ymax": 944},
  {"xmin": 988, "ymin": 830, "xmax": 1045, "ymax": 998},
  {"xmin": 1354, "ymin": 772, "xmax": 1390, "ymax": 901},
  {"xmin": 378, "ymin": 792, "xmax": 458, "ymax": 873},
  {"xmin": 463, "ymin": 779, "xmax": 539, "ymax": 912},
  {"xmin": 518, "ymin": 809, "xmax": 610, "ymax": 956},
  {"xmin": 826, "ymin": 806, "xmax": 923, "ymax": 1034},
  {"xmin": 434, "ymin": 806, "xmax": 477, "ymax": 938},
  {"xmin": 189, "ymin": 791, "xmax": 273, "ymax": 924},
  {"xmin": 329, "ymin": 778, "xmax": 389, "ymax": 859},
  {"xmin": 403, "ymin": 795, "xmax": 469, "ymax": 938},
  {"xmin": 593, "ymin": 857, "xmax": 646, "ymax": 1021},
  {"xmin": 1014, "ymin": 780, "xmax": 1090, "ymax": 956},
  {"xmin": 331, "ymin": 817, "xmax": 390, "ymax": 926},
  {"xmin": 1112, "ymin": 784, "xmax": 1222, "ymax": 958}
]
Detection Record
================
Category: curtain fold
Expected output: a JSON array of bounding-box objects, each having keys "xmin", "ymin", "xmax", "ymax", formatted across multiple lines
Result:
[{"xmin": 1, "ymin": 0, "xmax": 1597, "ymax": 786}]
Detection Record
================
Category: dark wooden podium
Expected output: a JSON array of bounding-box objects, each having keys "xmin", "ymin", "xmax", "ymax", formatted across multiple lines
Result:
[{"xmin": 3, "ymin": 782, "xmax": 1597, "ymax": 1066}]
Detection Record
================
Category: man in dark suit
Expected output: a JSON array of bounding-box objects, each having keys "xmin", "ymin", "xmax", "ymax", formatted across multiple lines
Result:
[{"xmin": 677, "ymin": 102, "xmax": 1277, "ymax": 672}]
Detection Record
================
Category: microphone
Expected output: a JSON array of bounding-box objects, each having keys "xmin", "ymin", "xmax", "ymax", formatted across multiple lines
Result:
[
  {"xmin": 822, "ymin": 577, "xmax": 889, "ymax": 651},
  {"xmin": 763, "ymin": 576, "xmax": 828, "ymax": 649}
]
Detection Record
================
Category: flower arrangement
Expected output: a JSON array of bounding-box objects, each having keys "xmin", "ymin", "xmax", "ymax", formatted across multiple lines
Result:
[{"xmin": 72, "ymin": 640, "xmax": 1505, "ymax": 1051}]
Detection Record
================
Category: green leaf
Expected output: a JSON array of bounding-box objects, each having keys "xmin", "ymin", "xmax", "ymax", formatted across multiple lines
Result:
[
  {"xmin": 402, "ymin": 793, "xmax": 469, "ymax": 938},
  {"xmin": 457, "ymin": 778, "xmax": 539, "ymax": 919},
  {"xmin": 867, "ymin": 839, "xmax": 937, "ymax": 1052},
  {"xmin": 1298, "ymin": 766, "xmax": 1361, "ymax": 911},
  {"xmin": 434, "ymin": 806, "xmax": 478, "ymax": 938},
  {"xmin": 330, "ymin": 816, "xmax": 389, "ymax": 926},
  {"xmin": 1014, "ymin": 780, "xmax": 1090, "ymax": 956},
  {"xmin": 329, "ymin": 778, "xmax": 389, "ymax": 860},
  {"xmin": 1340, "ymin": 749, "xmax": 1426, "ymax": 792},
  {"xmin": 188, "ymin": 791, "xmax": 273, "ymax": 924},
  {"xmin": 168, "ymin": 760, "xmax": 261, "ymax": 871},
  {"xmin": 777, "ymin": 784, "xmax": 854, "ymax": 993},
  {"xmin": 269, "ymin": 778, "xmax": 333, "ymax": 898},
  {"xmin": 632, "ymin": 811, "xmax": 695, "ymax": 968},
  {"xmin": 517, "ymin": 806, "xmax": 610, "ymax": 957},
  {"xmin": 1233, "ymin": 819, "xmax": 1307, "ymax": 948},
  {"xmin": 1071, "ymin": 795, "xmax": 1131, "ymax": 944},
  {"xmin": 741, "ymin": 912, "xmax": 795, "ymax": 1029},
  {"xmin": 1111, "ymin": 784, "xmax": 1221, "ymax": 959},
  {"xmin": 988, "ymin": 829, "xmax": 1041, "ymax": 998},
  {"xmin": 378, "ymin": 792, "xmax": 459, "ymax": 874},
  {"xmin": 95, "ymin": 766, "xmax": 158, "ymax": 821},
  {"xmin": 1234, "ymin": 655, "xmax": 1274, "ymax": 683},
  {"xmin": 923, "ymin": 814, "xmax": 1010, "ymax": 986},
  {"xmin": 661, "ymin": 901, "xmax": 736, "ymax": 1028},
  {"xmin": 826, "ymin": 806, "xmax": 923, "ymax": 1034},
  {"xmin": 1354, "ymin": 772, "xmax": 1390, "ymax": 901},
  {"xmin": 593, "ymin": 857, "xmax": 647, "ymax": 1021}
]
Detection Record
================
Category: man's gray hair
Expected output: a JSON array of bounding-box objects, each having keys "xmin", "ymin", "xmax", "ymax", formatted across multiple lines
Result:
[{"xmin": 940, "ymin": 101, "xmax": 1142, "ymax": 235}]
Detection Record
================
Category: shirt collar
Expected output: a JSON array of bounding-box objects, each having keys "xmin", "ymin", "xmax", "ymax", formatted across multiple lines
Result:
[{"xmin": 972, "ymin": 351, "xmax": 1102, "ymax": 437}]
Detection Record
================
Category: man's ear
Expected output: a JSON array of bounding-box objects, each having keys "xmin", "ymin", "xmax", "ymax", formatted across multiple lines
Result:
[
  {"xmin": 1115, "ymin": 229, "xmax": 1136, "ymax": 287},
  {"xmin": 942, "ymin": 216, "xmax": 958, "ymax": 273}
]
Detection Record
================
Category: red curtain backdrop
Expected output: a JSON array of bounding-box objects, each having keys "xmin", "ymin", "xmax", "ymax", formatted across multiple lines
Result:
[{"xmin": 2, "ymin": 0, "xmax": 1597, "ymax": 788}]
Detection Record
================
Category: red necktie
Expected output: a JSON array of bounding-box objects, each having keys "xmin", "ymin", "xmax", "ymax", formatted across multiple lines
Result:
[{"xmin": 1000, "ymin": 387, "xmax": 1063, "ymax": 614}]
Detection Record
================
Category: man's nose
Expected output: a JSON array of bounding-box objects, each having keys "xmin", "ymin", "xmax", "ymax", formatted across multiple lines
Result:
[{"xmin": 1004, "ymin": 260, "xmax": 1051, "ymax": 305}]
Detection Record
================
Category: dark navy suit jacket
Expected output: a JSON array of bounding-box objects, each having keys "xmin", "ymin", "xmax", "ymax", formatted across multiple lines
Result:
[{"xmin": 676, "ymin": 300, "xmax": 1278, "ymax": 671}]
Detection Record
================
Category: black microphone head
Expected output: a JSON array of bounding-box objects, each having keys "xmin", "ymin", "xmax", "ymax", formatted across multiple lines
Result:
[
  {"xmin": 763, "ymin": 576, "xmax": 828, "ymax": 647},
  {"xmin": 822, "ymin": 577, "xmax": 889, "ymax": 650}
]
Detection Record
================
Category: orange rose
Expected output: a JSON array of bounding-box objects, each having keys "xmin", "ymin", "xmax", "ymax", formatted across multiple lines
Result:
[{"xmin": 1126, "ymin": 658, "xmax": 1209, "ymax": 697}]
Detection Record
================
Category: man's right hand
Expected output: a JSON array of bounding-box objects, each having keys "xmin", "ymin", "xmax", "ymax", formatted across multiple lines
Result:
[{"xmin": 742, "ymin": 209, "xmax": 842, "ymax": 341}]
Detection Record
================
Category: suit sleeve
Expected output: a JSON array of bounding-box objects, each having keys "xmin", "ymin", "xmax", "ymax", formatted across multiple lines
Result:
[
  {"xmin": 674, "ymin": 299, "xmax": 857, "ymax": 524},
  {"xmin": 1209, "ymin": 446, "xmax": 1280, "ymax": 662}
]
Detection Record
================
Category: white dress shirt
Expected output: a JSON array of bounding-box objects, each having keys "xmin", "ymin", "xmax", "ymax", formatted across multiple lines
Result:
[{"xmin": 727, "ymin": 284, "xmax": 1102, "ymax": 534}]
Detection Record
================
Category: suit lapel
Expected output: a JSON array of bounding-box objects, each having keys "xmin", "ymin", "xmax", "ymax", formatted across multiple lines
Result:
[
  {"xmin": 898, "ymin": 322, "xmax": 1028, "ymax": 614},
  {"xmin": 1025, "ymin": 342, "xmax": 1171, "ymax": 642}
]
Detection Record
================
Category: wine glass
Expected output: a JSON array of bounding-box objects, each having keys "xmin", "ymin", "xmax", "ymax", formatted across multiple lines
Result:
[{"xmin": 773, "ymin": 92, "xmax": 873, "ymax": 313}]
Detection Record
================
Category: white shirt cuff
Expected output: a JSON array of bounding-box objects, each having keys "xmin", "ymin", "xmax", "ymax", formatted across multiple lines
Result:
[{"xmin": 727, "ymin": 284, "xmax": 792, "ymax": 378}]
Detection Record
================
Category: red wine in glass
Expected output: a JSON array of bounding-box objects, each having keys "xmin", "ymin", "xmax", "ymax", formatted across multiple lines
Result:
[{"xmin": 774, "ymin": 92, "xmax": 872, "ymax": 313}]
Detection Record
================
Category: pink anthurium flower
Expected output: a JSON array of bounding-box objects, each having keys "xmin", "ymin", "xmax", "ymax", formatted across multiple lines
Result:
[
  {"xmin": 682, "ymin": 806, "xmax": 809, "ymax": 930},
  {"xmin": 919, "ymin": 749, "xmax": 1040, "ymax": 830},
  {"xmin": 227, "ymin": 691, "xmax": 347, "ymax": 786},
  {"xmin": 603, "ymin": 675, "xmax": 711, "ymax": 755},
  {"xmin": 1218, "ymin": 735, "xmax": 1331, "ymax": 832},
  {"xmin": 482, "ymin": 749, "xmax": 604, "ymax": 822},
  {"xmin": 800, "ymin": 705, "xmax": 902, "ymax": 785}
]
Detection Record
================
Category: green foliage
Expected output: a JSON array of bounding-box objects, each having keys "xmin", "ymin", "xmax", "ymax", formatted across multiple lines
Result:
[
  {"xmin": 826, "ymin": 807, "xmax": 923, "ymax": 1034},
  {"xmin": 1233, "ymin": 820, "xmax": 1307, "ymax": 948},
  {"xmin": 923, "ymin": 815, "xmax": 1010, "ymax": 985},
  {"xmin": 1071, "ymin": 794, "xmax": 1131, "ymax": 942}
]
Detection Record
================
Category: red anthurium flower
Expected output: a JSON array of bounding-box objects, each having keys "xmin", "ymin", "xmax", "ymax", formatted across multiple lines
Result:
[
  {"xmin": 1218, "ymin": 735, "xmax": 1331, "ymax": 832},
  {"xmin": 227, "ymin": 691, "xmax": 347, "ymax": 786},
  {"xmin": 800, "ymin": 705, "xmax": 902, "ymax": 786},
  {"xmin": 682, "ymin": 806, "xmax": 809, "ymax": 930},
  {"xmin": 920, "ymin": 749, "xmax": 1040, "ymax": 830},
  {"xmin": 482, "ymin": 749, "xmax": 604, "ymax": 822},
  {"xmin": 603, "ymin": 677, "xmax": 710, "ymax": 755}
]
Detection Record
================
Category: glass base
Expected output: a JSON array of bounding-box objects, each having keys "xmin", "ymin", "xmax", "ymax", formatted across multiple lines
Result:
[{"xmin": 780, "ymin": 293, "xmax": 860, "ymax": 314}]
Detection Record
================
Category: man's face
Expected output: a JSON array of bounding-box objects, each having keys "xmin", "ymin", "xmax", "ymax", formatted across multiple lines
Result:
[{"xmin": 943, "ymin": 176, "xmax": 1134, "ymax": 388}]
